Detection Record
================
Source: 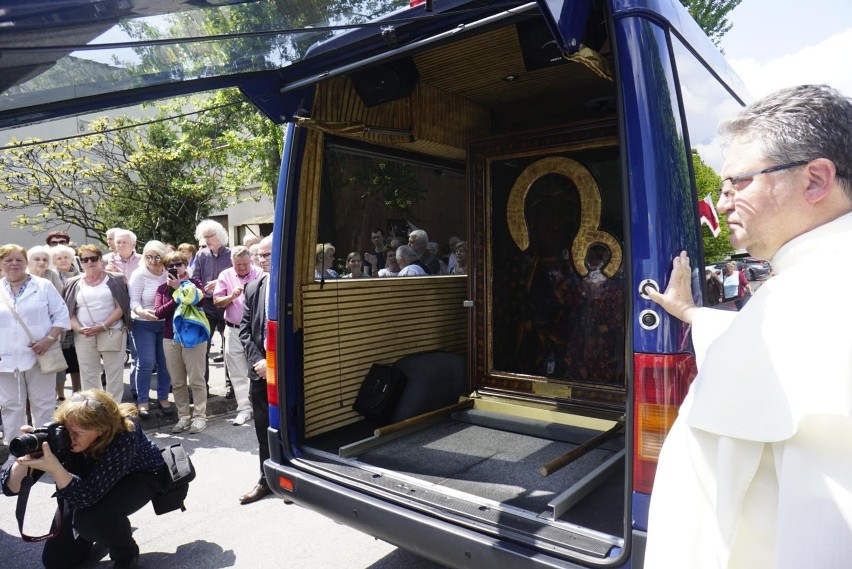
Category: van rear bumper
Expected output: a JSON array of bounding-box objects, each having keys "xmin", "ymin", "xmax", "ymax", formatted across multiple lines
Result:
[{"xmin": 265, "ymin": 460, "xmax": 629, "ymax": 569}]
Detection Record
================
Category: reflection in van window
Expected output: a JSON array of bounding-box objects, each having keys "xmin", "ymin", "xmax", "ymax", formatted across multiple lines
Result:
[
  {"xmin": 318, "ymin": 142, "xmax": 466, "ymax": 278},
  {"xmin": 671, "ymin": 36, "xmax": 746, "ymax": 308}
]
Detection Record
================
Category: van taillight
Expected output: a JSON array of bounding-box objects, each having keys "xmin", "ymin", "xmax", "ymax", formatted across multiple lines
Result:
[
  {"xmin": 409, "ymin": 0, "xmax": 426, "ymax": 6},
  {"xmin": 633, "ymin": 353, "xmax": 697, "ymax": 494},
  {"xmin": 265, "ymin": 320, "xmax": 278, "ymax": 406}
]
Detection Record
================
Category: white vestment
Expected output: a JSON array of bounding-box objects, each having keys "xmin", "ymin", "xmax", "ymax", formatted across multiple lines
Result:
[{"xmin": 645, "ymin": 212, "xmax": 852, "ymax": 569}]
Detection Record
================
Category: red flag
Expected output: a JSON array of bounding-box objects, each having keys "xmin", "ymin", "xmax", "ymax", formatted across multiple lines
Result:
[{"xmin": 698, "ymin": 193, "xmax": 720, "ymax": 237}]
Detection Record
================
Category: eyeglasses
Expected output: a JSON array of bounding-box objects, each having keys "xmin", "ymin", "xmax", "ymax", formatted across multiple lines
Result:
[
  {"xmin": 48, "ymin": 240, "xmax": 69, "ymax": 246},
  {"xmin": 166, "ymin": 262, "xmax": 184, "ymax": 269},
  {"xmin": 257, "ymin": 252, "xmax": 272, "ymax": 260},
  {"xmin": 79, "ymin": 256, "xmax": 100, "ymax": 264},
  {"xmin": 70, "ymin": 392, "xmax": 105, "ymax": 409},
  {"xmin": 719, "ymin": 160, "xmax": 809, "ymax": 198},
  {"xmin": 144, "ymin": 255, "xmax": 162, "ymax": 262}
]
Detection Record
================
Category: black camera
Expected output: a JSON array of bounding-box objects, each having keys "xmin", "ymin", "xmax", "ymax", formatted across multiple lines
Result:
[
  {"xmin": 9, "ymin": 422, "xmax": 72, "ymax": 458},
  {"xmin": 168, "ymin": 267, "xmax": 178, "ymax": 278}
]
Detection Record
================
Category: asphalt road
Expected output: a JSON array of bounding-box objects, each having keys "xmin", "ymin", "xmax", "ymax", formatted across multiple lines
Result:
[{"xmin": 0, "ymin": 337, "xmax": 445, "ymax": 569}]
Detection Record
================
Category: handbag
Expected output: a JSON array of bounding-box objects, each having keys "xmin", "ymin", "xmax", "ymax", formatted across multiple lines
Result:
[
  {"xmin": 95, "ymin": 327, "xmax": 126, "ymax": 352},
  {"xmin": 152, "ymin": 444, "xmax": 196, "ymax": 515},
  {"xmin": 0, "ymin": 289, "xmax": 68, "ymax": 374}
]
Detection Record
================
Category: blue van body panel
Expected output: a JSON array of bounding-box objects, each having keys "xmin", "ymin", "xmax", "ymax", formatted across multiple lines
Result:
[
  {"xmin": 632, "ymin": 492, "xmax": 651, "ymax": 531},
  {"xmin": 614, "ymin": 15, "xmax": 697, "ymax": 355}
]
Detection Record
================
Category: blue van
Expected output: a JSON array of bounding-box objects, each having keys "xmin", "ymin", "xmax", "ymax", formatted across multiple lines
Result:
[{"xmin": 0, "ymin": 0, "xmax": 748, "ymax": 566}]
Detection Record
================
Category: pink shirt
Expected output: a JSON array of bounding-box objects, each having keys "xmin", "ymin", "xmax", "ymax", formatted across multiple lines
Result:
[{"xmin": 213, "ymin": 265, "xmax": 263, "ymax": 325}]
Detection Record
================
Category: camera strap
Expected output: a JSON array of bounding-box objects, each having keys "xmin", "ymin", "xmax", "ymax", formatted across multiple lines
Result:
[{"xmin": 16, "ymin": 470, "xmax": 61, "ymax": 542}]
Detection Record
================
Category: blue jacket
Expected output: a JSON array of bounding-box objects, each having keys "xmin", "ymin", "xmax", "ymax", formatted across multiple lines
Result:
[{"xmin": 172, "ymin": 282, "xmax": 210, "ymax": 348}]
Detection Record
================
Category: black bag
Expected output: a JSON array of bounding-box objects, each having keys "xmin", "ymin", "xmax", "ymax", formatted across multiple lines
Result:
[
  {"xmin": 152, "ymin": 444, "xmax": 196, "ymax": 515},
  {"xmin": 352, "ymin": 364, "xmax": 407, "ymax": 423}
]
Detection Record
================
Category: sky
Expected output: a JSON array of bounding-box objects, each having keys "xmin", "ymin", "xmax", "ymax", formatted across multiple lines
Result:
[{"xmin": 720, "ymin": 0, "xmax": 852, "ymax": 98}]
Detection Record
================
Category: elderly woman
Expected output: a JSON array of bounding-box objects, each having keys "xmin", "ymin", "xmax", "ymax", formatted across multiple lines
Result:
[
  {"xmin": 155, "ymin": 251, "xmax": 209, "ymax": 434},
  {"xmin": 314, "ymin": 243, "xmax": 339, "ymax": 280},
  {"xmin": 63, "ymin": 245, "xmax": 132, "ymax": 403},
  {"xmin": 50, "ymin": 244, "xmax": 80, "ymax": 283},
  {"xmin": 377, "ymin": 247, "xmax": 401, "ymax": 277},
  {"xmin": 28, "ymin": 245, "xmax": 63, "ymax": 292},
  {"xmin": 128, "ymin": 241, "xmax": 173, "ymax": 417},
  {"xmin": 0, "ymin": 244, "xmax": 70, "ymax": 445},
  {"xmin": 29, "ymin": 246, "xmax": 76, "ymax": 401},
  {"xmin": 1, "ymin": 390, "xmax": 165, "ymax": 568}
]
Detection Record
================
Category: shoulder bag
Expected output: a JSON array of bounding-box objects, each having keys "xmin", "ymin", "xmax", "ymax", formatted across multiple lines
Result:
[
  {"xmin": 0, "ymin": 288, "xmax": 67, "ymax": 374},
  {"xmin": 152, "ymin": 443, "xmax": 196, "ymax": 515}
]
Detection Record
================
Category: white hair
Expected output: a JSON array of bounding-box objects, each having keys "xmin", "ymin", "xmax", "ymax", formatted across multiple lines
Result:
[
  {"xmin": 195, "ymin": 219, "xmax": 229, "ymax": 246},
  {"xmin": 114, "ymin": 229, "xmax": 137, "ymax": 244}
]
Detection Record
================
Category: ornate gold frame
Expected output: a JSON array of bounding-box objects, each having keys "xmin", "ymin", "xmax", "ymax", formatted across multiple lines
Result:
[{"xmin": 470, "ymin": 123, "xmax": 625, "ymax": 410}]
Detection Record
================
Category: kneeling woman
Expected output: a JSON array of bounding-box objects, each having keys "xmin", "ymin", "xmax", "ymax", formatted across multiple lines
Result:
[{"xmin": 1, "ymin": 390, "xmax": 165, "ymax": 569}]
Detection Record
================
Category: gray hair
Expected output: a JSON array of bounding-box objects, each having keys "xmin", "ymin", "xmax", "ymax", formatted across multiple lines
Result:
[
  {"xmin": 50, "ymin": 244, "xmax": 76, "ymax": 260},
  {"xmin": 720, "ymin": 84, "xmax": 852, "ymax": 199},
  {"xmin": 396, "ymin": 245, "xmax": 418, "ymax": 264},
  {"xmin": 114, "ymin": 229, "xmax": 137, "ymax": 244},
  {"xmin": 408, "ymin": 229, "xmax": 428, "ymax": 247},
  {"xmin": 28, "ymin": 245, "xmax": 51, "ymax": 259},
  {"xmin": 194, "ymin": 219, "xmax": 229, "ymax": 246},
  {"xmin": 231, "ymin": 245, "xmax": 251, "ymax": 260}
]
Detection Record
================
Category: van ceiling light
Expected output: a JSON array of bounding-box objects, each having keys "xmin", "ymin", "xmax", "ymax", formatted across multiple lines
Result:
[{"xmin": 503, "ymin": 74, "xmax": 519, "ymax": 82}]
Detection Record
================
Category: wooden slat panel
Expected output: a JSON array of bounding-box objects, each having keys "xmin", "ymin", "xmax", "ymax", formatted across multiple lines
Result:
[{"xmin": 302, "ymin": 277, "xmax": 468, "ymax": 437}]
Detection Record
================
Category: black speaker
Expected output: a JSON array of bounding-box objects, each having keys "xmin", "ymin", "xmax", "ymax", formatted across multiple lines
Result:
[{"xmin": 350, "ymin": 58, "xmax": 420, "ymax": 108}]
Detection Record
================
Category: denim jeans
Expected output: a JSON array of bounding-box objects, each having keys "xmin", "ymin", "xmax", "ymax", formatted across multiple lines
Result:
[{"xmin": 131, "ymin": 319, "xmax": 171, "ymax": 404}]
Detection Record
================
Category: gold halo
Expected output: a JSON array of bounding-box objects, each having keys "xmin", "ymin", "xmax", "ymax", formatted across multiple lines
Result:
[{"xmin": 506, "ymin": 156, "xmax": 622, "ymax": 277}]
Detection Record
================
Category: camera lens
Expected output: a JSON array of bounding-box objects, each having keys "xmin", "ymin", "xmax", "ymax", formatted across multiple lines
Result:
[{"xmin": 9, "ymin": 433, "xmax": 45, "ymax": 458}]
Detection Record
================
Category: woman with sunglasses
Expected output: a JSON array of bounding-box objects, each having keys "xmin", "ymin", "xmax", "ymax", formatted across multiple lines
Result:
[
  {"xmin": 154, "ymin": 251, "xmax": 209, "ymax": 434},
  {"xmin": 128, "ymin": 241, "xmax": 173, "ymax": 418},
  {"xmin": 62, "ymin": 245, "xmax": 132, "ymax": 403},
  {"xmin": 1, "ymin": 390, "xmax": 166, "ymax": 568},
  {"xmin": 0, "ymin": 244, "xmax": 70, "ymax": 451}
]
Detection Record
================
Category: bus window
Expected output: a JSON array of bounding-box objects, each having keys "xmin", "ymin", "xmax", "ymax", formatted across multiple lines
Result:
[{"xmin": 315, "ymin": 141, "xmax": 466, "ymax": 279}]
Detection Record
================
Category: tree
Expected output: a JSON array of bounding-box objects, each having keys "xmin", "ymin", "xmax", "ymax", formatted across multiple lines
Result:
[
  {"xmin": 0, "ymin": 100, "xmax": 265, "ymax": 245},
  {"xmin": 680, "ymin": 0, "xmax": 742, "ymax": 46},
  {"xmin": 692, "ymin": 149, "xmax": 734, "ymax": 262}
]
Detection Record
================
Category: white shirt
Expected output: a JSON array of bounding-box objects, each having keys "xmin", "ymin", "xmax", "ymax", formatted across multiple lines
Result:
[
  {"xmin": 128, "ymin": 265, "xmax": 167, "ymax": 318},
  {"xmin": 0, "ymin": 275, "xmax": 70, "ymax": 373},
  {"xmin": 398, "ymin": 264, "xmax": 426, "ymax": 277},
  {"xmin": 645, "ymin": 211, "xmax": 852, "ymax": 569}
]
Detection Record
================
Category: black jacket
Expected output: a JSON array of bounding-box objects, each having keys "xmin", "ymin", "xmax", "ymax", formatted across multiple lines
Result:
[{"xmin": 239, "ymin": 274, "xmax": 267, "ymax": 381}]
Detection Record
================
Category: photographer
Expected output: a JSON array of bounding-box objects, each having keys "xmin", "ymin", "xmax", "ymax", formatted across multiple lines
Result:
[{"xmin": 1, "ymin": 390, "xmax": 165, "ymax": 569}]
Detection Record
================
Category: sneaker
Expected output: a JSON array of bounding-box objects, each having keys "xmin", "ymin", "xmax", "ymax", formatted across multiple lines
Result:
[
  {"xmin": 232, "ymin": 411, "xmax": 252, "ymax": 426},
  {"xmin": 172, "ymin": 417, "xmax": 192, "ymax": 434},
  {"xmin": 212, "ymin": 354, "xmax": 224, "ymax": 363},
  {"xmin": 189, "ymin": 418, "xmax": 207, "ymax": 434}
]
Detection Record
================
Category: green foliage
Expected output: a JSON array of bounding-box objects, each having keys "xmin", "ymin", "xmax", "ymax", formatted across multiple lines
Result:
[
  {"xmin": 692, "ymin": 149, "xmax": 734, "ymax": 262},
  {"xmin": 0, "ymin": 92, "xmax": 281, "ymax": 245},
  {"xmin": 680, "ymin": 0, "xmax": 743, "ymax": 46}
]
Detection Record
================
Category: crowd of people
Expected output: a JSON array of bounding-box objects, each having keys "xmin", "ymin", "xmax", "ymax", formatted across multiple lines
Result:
[
  {"xmin": 0, "ymin": 221, "xmax": 271, "ymax": 567},
  {"xmin": 316, "ymin": 227, "xmax": 467, "ymax": 280}
]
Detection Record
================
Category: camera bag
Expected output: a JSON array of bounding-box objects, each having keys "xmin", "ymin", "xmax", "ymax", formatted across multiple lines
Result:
[{"xmin": 152, "ymin": 443, "xmax": 196, "ymax": 515}]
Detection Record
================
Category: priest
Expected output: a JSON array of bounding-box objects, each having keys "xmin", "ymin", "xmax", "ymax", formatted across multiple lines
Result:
[{"xmin": 646, "ymin": 84, "xmax": 852, "ymax": 568}]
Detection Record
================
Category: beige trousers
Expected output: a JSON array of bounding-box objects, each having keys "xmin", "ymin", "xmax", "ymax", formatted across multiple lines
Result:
[
  {"xmin": 75, "ymin": 331, "xmax": 126, "ymax": 403},
  {"xmin": 224, "ymin": 326, "xmax": 251, "ymax": 412},
  {"xmin": 163, "ymin": 339, "xmax": 208, "ymax": 420}
]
